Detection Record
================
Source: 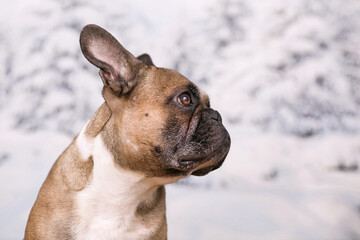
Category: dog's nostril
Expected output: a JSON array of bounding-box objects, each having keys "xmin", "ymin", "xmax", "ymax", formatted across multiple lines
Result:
[
  {"xmin": 201, "ymin": 109, "xmax": 222, "ymax": 122},
  {"xmin": 210, "ymin": 111, "xmax": 222, "ymax": 122}
]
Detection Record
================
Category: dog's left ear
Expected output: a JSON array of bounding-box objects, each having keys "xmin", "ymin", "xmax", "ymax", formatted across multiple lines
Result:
[
  {"xmin": 80, "ymin": 24, "xmax": 142, "ymax": 96},
  {"xmin": 137, "ymin": 53, "xmax": 154, "ymax": 66}
]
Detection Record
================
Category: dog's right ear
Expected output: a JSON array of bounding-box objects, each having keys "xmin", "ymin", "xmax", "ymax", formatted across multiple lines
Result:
[{"xmin": 80, "ymin": 24, "xmax": 142, "ymax": 96}]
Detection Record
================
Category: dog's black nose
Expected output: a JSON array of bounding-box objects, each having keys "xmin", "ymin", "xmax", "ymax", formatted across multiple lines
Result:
[{"xmin": 201, "ymin": 108, "xmax": 222, "ymax": 123}]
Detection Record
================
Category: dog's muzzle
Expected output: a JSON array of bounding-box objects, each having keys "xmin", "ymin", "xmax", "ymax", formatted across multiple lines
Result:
[{"xmin": 175, "ymin": 108, "xmax": 231, "ymax": 176}]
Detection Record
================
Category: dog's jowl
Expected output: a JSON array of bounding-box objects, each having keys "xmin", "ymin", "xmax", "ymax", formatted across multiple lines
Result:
[{"xmin": 25, "ymin": 24, "xmax": 231, "ymax": 240}]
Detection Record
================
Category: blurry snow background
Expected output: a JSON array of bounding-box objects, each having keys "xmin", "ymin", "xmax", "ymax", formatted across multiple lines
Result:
[{"xmin": 1, "ymin": 0, "xmax": 360, "ymax": 239}]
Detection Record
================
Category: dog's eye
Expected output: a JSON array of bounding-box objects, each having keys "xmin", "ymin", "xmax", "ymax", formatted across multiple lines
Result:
[{"xmin": 177, "ymin": 93, "xmax": 192, "ymax": 106}]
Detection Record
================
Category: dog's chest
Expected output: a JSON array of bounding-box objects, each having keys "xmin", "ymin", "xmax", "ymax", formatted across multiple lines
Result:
[
  {"xmin": 73, "ymin": 134, "xmax": 159, "ymax": 240},
  {"xmin": 74, "ymin": 207, "xmax": 151, "ymax": 240},
  {"xmin": 75, "ymin": 186, "xmax": 152, "ymax": 240},
  {"xmin": 74, "ymin": 208, "xmax": 150, "ymax": 240}
]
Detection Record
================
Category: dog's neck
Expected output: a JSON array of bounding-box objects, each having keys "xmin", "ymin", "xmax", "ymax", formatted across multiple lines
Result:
[{"xmin": 73, "ymin": 106, "xmax": 166, "ymax": 239}]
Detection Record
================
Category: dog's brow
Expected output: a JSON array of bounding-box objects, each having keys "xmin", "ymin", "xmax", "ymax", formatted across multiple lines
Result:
[{"xmin": 188, "ymin": 83, "xmax": 200, "ymax": 101}]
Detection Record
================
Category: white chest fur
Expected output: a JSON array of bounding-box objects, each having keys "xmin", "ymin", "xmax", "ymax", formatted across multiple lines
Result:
[{"xmin": 74, "ymin": 129, "xmax": 160, "ymax": 240}]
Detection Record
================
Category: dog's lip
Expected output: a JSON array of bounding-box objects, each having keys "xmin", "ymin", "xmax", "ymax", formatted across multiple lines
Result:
[
  {"xmin": 178, "ymin": 156, "xmax": 205, "ymax": 166},
  {"xmin": 191, "ymin": 136, "xmax": 230, "ymax": 176},
  {"xmin": 177, "ymin": 134, "xmax": 230, "ymax": 167}
]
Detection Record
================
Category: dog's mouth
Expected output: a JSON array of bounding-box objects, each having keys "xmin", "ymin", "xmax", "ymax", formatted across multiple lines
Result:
[{"xmin": 174, "ymin": 129, "xmax": 231, "ymax": 176}]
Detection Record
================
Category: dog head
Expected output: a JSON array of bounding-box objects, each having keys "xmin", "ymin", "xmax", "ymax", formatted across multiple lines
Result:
[{"xmin": 80, "ymin": 24, "xmax": 230, "ymax": 178}]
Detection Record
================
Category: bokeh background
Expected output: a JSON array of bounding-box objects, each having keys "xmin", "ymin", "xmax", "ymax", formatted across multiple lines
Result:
[{"xmin": 1, "ymin": 0, "xmax": 360, "ymax": 239}]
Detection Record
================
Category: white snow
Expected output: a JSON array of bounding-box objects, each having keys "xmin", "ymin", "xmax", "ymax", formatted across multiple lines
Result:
[{"xmin": 1, "ymin": 0, "xmax": 360, "ymax": 239}]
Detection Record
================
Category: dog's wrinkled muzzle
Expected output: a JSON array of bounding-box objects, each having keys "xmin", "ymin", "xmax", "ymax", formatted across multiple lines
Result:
[{"xmin": 174, "ymin": 108, "xmax": 231, "ymax": 175}]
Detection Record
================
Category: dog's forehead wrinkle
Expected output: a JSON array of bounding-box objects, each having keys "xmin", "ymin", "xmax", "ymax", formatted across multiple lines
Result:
[
  {"xmin": 150, "ymin": 68, "xmax": 210, "ymax": 107},
  {"xmin": 152, "ymin": 68, "xmax": 190, "ymax": 87}
]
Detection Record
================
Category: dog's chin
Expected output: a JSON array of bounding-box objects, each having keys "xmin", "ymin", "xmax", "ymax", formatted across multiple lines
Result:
[{"xmin": 190, "ymin": 155, "xmax": 226, "ymax": 176}]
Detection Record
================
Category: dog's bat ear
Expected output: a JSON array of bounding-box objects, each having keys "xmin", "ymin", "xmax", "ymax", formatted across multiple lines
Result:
[
  {"xmin": 137, "ymin": 53, "xmax": 154, "ymax": 66},
  {"xmin": 80, "ymin": 24, "xmax": 142, "ymax": 96}
]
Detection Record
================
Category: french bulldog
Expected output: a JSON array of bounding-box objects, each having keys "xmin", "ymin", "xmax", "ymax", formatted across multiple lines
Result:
[{"xmin": 25, "ymin": 24, "xmax": 231, "ymax": 240}]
